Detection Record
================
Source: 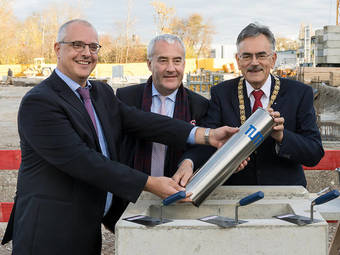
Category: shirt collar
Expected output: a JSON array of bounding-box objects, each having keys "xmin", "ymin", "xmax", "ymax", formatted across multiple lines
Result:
[
  {"xmin": 245, "ymin": 75, "xmax": 271, "ymax": 98},
  {"xmin": 55, "ymin": 68, "xmax": 92, "ymax": 93},
  {"xmin": 151, "ymin": 83, "xmax": 178, "ymax": 102}
]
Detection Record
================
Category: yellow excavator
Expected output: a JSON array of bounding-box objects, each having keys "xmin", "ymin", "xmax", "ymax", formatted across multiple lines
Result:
[{"xmin": 17, "ymin": 58, "xmax": 54, "ymax": 77}]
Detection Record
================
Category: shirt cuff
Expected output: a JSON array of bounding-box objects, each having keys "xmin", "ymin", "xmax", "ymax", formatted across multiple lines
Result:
[{"xmin": 187, "ymin": 126, "xmax": 198, "ymax": 144}]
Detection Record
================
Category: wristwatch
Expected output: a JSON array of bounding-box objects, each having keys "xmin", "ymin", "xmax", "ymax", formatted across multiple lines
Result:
[{"xmin": 204, "ymin": 128, "xmax": 210, "ymax": 145}]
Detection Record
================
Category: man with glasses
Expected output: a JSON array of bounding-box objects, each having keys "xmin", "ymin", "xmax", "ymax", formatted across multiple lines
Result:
[
  {"xmin": 1, "ymin": 19, "xmax": 242, "ymax": 254},
  {"xmin": 179, "ymin": 22, "xmax": 324, "ymax": 187}
]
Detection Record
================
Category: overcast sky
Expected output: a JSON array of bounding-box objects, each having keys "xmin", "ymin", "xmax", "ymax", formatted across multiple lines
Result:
[{"xmin": 12, "ymin": 0, "xmax": 337, "ymax": 45}]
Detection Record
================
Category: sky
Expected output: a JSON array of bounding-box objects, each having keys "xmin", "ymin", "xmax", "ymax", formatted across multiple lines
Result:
[{"xmin": 11, "ymin": 0, "xmax": 338, "ymax": 45}]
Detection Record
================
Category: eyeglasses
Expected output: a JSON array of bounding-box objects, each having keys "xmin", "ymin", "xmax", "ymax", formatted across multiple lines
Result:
[
  {"xmin": 238, "ymin": 52, "xmax": 273, "ymax": 62},
  {"xmin": 59, "ymin": 41, "xmax": 102, "ymax": 54}
]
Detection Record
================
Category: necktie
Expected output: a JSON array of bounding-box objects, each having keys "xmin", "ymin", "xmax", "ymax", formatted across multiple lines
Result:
[
  {"xmin": 252, "ymin": 90, "xmax": 264, "ymax": 113},
  {"xmin": 151, "ymin": 95, "xmax": 167, "ymax": 176},
  {"xmin": 77, "ymin": 87, "xmax": 98, "ymax": 135}
]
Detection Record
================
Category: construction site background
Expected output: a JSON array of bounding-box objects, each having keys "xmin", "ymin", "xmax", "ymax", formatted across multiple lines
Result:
[{"xmin": 0, "ymin": 58, "xmax": 238, "ymax": 81}]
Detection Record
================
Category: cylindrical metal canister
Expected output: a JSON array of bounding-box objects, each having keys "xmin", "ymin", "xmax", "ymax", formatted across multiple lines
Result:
[{"xmin": 186, "ymin": 108, "xmax": 274, "ymax": 207}]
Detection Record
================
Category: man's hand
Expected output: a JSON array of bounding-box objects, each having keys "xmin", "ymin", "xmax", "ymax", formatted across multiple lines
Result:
[
  {"xmin": 210, "ymin": 126, "xmax": 240, "ymax": 148},
  {"xmin": 195, "ymin": 126, "xmax": 239, "ymax": 148},
  {"xmin": 172, "ymin": 159, "xmax": 194, "ymax": 187},
  {"xmin": 268, "ymin": 108, "xmax": 284, "ymax": 143},
  {"xmin": 144, "ymin": 176, "xmax": 191, "ymax": 201},
  {"xmin": 174, "ymin": 156, "xmax": 249, "ymax": 185},
  {"xmin": 234, "ymin": 157, "xmax": 250, "ymax": 173}
]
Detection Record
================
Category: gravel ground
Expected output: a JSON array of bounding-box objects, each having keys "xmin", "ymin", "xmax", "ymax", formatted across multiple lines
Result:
[{"xmin": 0, "ymin": 227, "xmax": 116, "ymax": 255}]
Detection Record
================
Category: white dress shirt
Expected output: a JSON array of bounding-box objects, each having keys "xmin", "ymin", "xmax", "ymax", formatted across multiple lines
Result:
[{"xmin": 245, "ymin": 75, "xmax": 272, "ymax": 110}]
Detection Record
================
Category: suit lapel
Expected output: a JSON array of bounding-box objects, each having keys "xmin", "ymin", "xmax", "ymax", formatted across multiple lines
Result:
[
  {"xmin": 137, "ymin": 84, "xmax": 145, "ymax": 109},
  {"xmin": 269, "ymin": 75, "xmax": 287, "ymax": 111},
  {"xmin": 243, "ymin": 80, "xmax": 252, "ymax": 119},
  {"xmin": 50, "ymin": 71, "xmax": 100, "ymax": 148},
  {"xmin": 231, "ymin": 78, "xmax": 252, "ymax": 126},
  {"xmin": 90, "ymin": 82, "xmax": 115, "ymax": 158},
  {"xmin": 50, "ymin": 72, "xmax": 85, "ymax": 115}
]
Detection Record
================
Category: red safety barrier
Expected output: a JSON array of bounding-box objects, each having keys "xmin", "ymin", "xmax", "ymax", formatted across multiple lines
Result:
[
  {"xmin": 303, "ymin": 150, "xmax": 340, "ymax": 170},
  {"xmin": 0, "ymin": 150, "xmax": 21, "ymax": 170},
  {"xmin": 0, "ymin": 150, "xmax": 338, "ymax": 171},
  {"xmin": 0, "ymin": 202, "xmax": 13, "ymax": 222}
]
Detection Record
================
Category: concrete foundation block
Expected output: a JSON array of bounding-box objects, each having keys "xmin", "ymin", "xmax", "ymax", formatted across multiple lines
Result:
[
  {"xmin": 324, "ymin": 55, "xmax": 340, "ymax": 63},
  {"xmin": 323, "ymin": 40, "xmax": 340, "ymax": 48},
  {"xmin": 324, "ymin": 25, "xmax": 340, "ymax": 33},
  {"xmin": 315, "ymin": 49, "xmax": 324, "ymax": 57},
  {"xmin": 323, "ymin": 34, "xmax": 340, "ymax": 41},
  {"xmin": 323, "ymin": 48, "xmax": 340, "ymax": 56},
  {"xmin": 116, "ymin": 186, "xmax": 328, "ymax": 255},
  {"xmin": 116, "ymin": 223, "xmax": 327, "ymax": 255},
  {"xmin": 316, "ymin": 56, "xmax": 325, "ymax": 64}
]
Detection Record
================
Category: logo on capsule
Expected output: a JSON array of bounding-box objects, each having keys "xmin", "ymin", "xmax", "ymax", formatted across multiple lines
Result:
[{"xmin": 244, "ymin": 124, "xmax": 264, "ymax": 146}]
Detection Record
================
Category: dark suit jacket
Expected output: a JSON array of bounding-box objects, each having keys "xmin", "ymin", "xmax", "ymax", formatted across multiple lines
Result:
[
  {"xmin": 184, "ymin": 75, "xmax": 324, "ymax": 186},
  {"xmin": 2, "ymin": 71, "xmax": 193, "ymax": 255},
  {"xmin": 101, "ymin": 82, "xmax": 208, "ymax": 232},
  {"xmin": 116, "ymin": 82, "xmax": 209, "ymax": 176}
]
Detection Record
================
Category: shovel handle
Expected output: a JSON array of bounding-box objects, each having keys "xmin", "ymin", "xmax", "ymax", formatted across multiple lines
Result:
[
  {"xmin": 313, "ymin": 190, "xmax": 340, "ymax": 205},
  {"xmin": 163, "ymin": 191, "xmax": 186, "ymax": 206},
  {"xmin": 239, "ymin": 191, "xmax": 264, "ymax": 206}
]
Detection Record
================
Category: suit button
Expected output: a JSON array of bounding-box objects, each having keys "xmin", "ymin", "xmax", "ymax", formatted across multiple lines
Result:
[{"xmin": 254, "ymin": 150, "xmax": 258, "ymax": 155}]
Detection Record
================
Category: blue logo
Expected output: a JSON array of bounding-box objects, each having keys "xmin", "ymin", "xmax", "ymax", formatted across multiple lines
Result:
[{"xmin": 244, "ymin": 124, "xmax": 264, "ymax": 146}]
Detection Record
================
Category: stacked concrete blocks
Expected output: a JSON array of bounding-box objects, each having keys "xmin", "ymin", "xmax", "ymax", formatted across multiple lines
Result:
[{"xmin": 315, "ymin": 25, "xmax": 340, "ymax": 68}]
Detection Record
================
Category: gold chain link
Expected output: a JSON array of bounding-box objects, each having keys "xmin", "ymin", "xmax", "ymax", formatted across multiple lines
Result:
[{"xmin": 238, "ymin": 75, "xmax": 280, "ymax": 125}]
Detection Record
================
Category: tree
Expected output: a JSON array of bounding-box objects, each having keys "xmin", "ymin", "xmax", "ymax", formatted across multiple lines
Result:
[
  {"xmin": 0, "ymin": 0, "xmax": 19, "ymax": 64},
  {"xmin": 171, "ymin": 14, "xmax": 215, "ymax": 59},
  {"xmin": 0, "ymin": 0, "xmax": 89, "ymax": 64},
  {"xmin": 150, "ymin": 2, "xmax": 214, "ymax": 59},
  {"xmin": 98, "ymin": 34, "xmax": 116, "ymax": 63},
  {"xmin": 276, "ymin": 37, "xmax": 298, "ymax": 51},
  {"xmin": 151, "ymin": 1, "xmax": 175, "ymax": 34},
  {"xmin": 29, "ymin": 1, "xmax": 88, "ymax": 63}
]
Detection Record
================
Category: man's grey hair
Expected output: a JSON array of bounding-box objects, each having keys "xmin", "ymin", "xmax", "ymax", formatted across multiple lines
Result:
[
  {"xmin": 147, "ymin": 34, "xmax": 186, "ymax": 60},
  {"xmin": 56, "ymin": 19, "xmax": 98, "ymax": 42},
  {"xmin": 236, "ymin": 22, "xmax": 276, "ymax": 52}
]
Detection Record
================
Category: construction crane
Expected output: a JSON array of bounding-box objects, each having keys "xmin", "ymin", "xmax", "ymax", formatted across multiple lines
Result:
[{"xmin": 337, "ymin": 0, "xmax": 339, "ymax": 25}]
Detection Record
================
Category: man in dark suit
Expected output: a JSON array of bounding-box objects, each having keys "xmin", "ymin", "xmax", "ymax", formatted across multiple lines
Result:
[
  {"xmin": 179, "ymin": 22, "xmax": 324, "ymax": 187},
  {"xmin": 102, "ymin": 35, "xmax": 209, "ymax": 231},
  {"xmin": 1, "ymin": 19, "xmax": 241, "ymax": 254},
  {"xmin": 117, "ymin": 34, "xmax": 208, "ymax": 183}
]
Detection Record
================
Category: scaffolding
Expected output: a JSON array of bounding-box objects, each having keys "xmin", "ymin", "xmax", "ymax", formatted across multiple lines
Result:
[{"xmin": 186, "ymin": 70, "xmax": 224, "ymax": 93}]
